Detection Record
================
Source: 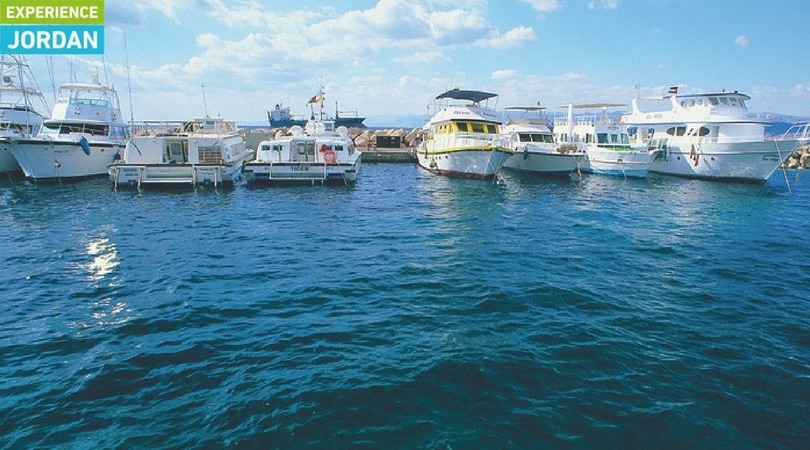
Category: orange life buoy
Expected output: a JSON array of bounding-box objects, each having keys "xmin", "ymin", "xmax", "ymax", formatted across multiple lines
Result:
[{"xmin": 322, "ymin": 149, "xmax": 337, "ymax": 163}]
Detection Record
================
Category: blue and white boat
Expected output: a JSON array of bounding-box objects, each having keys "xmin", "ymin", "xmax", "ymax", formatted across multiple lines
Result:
[
  {"xmin": 0, "ymin": 55, "xmax": 50, "ymax": 174},
  {"xmin": 6, "ymin": 74, "xmax": 129, "ymax": 182}
]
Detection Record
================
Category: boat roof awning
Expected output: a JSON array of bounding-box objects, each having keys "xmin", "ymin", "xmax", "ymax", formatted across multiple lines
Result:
[
  {"xmin": 436, "ymin": 89, "xmax": 498, "ymax": 103},
  {"xmin": 666, "ymin": 91, "xmax": 751, "ymax": 101}
]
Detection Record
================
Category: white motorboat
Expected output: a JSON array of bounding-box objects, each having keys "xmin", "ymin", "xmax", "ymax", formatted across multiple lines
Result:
[
  {"xmin": 554, "ymin": 103, "xmax": 652, "ymax": 178},
  {"xmin": 109, "ymin": 117, "xmax": 253, "ymax": 190},
  {"xmin": 6, "ymin": 74, "xmax": 129, "ymax": 182},
  {"xmin": 415, "ymin": 89, "xmax": 512, "ymax": 179},
  {"xmin": 501, "ymin": 106, "xmax": 582, "ymax": 177},
  {"xmin": 243, "ymin": 118, "xmax": 361, "ymax": 185},
  {"xmin": 622, "ymin": 87, "xmax": 810, "ymax": 183},
  {"xmin": 0, "ymin": 55, "xmax": 50, "ymax": 174}
]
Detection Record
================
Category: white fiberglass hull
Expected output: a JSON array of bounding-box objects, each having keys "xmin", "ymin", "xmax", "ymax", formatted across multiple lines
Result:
[
  {"xmin": 9, "ymin": 138, "xmax": 123, "ymax": 181},
  {"xmin": 0, "ymin": 146, "xmax": 21, "ymax": 173},
  {"xmin": 648, "ymin": 139, "xmax": 802, "ymax": 182},
  {"xmin": 109, "ymin": 163, "xmax": 245, "ymax": 189},
  {"xmin": 243, "ymin": 155, "xmax": 362, "ymax": 185},
  {"xmin": 416, "ymin": 147, "xmax": 512, "ymax": 179},
  {"xmin": 502, "ymin": 148, "xmax": 580, "ymax": 177},
  {"xmin": 584, "ymin": 146, "xmax": 652, "ymax": 178}
]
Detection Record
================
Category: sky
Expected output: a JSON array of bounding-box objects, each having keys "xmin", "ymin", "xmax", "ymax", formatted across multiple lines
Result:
[{"xmin": 13, "ymin": 0, "xmax": 810, "ymax": 126}]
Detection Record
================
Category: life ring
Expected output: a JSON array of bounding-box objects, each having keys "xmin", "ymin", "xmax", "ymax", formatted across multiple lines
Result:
[{"xmin": 322, "ymin": 149, "xmax": 337, "ymax": 163}]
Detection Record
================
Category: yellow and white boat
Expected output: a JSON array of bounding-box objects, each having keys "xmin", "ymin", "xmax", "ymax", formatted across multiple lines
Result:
[{"xmin": 416, "ymin": 89, "xmax": 512, "ymax": 179}]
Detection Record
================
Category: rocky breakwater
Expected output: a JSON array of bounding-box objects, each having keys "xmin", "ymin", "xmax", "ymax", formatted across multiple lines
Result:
[{"xmin": 783, "ymin": 144, "xmax": 810, "ymax": 170}]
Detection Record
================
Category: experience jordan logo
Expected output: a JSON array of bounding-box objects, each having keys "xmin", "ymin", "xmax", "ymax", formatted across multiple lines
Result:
[{"xmin": 0, "ymin": 0, "xmax": 104, "ymax": 54}]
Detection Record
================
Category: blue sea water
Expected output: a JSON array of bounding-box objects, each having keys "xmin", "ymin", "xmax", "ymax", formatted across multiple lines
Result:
[{"xmin": 1, "ymin": 164, "xmax": 808, "ymax": 449}]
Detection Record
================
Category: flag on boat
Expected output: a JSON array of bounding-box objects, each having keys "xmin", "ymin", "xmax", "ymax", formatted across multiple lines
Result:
[
  {"xmin": 668, "ymin": 86, "xmax": 679, "ymax": 94},
  {"xmin": 308, "ymin": 94, "xmax": 323, "ymax": 104}
]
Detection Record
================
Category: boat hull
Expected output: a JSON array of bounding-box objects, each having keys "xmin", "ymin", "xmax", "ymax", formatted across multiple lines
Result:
[
  {"xmin": 647, "ymin": 140, "xmax": 800, "ymax": 183},
  {"xmin": 502, "ymin": 148, "xmax": 579, "ymax": 177},
  {"xmin": 583, "ymin": 146, "xmax": 652, "ymax": 178},
  {"xmin": 109, "ymin": 163, "xmax": 244, "ymax": 189},
  {"xmin": 0, "ymin": 145, "xmax": 21, "ymax": 173},
  {"xmin": 243, "ymin": 157, "xmax": 362, "ymax": 185},
  {"xmin": 416, "ymin": 147, "xmax": 512, "ymax": 179},
  {"xmin": 8, "ymin": 138, "xmax": 123, "ymax": 181}
]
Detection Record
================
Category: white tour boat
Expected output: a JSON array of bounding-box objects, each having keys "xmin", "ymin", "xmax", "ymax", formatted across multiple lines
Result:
[
  {"xmin": 416, "ymin": 89, "xmax": 512, "ymax": 179},
  {"xmin": 0, "ymin": 55, "xmax": 50, "ymax": 174},
  {"xmin": 501, "ymin": 106, "xmax": 582, "ymax": 177},
  {"xmin": 242, "ymin": 118, "xmax": 361, "ymax": 185},
  {"xmin": 109, "ymin": 117, "xmax": 253, "ymax": 190},
  {"xmin": 622, "ymin": 87, "xmax": 810, "ymax": 183},
  {"xmin": 6, "ymin": 74, "xmax": 129, "ymax": 182},
  {"xmin": 554, "ymin": 103, "xmax": 652, "ymax": 178}
]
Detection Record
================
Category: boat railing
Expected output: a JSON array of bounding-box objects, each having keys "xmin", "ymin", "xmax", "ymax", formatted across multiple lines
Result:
[
  {"xmin": 130, "ymin": 119, "xmax": 237, "ymax": 136},
  {"xmin": 779, "ymin": 123, "xmax": 810, "ymax": 141}
]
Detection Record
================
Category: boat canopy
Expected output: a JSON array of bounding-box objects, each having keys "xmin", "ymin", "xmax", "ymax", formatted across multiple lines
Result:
[
  {"xmin": 667, "ymin": 91, "xmax": 750, "ymax": 99},
  {"xmin": 436, "ymin": 89, "xmax": 497, "ymax": 103}
]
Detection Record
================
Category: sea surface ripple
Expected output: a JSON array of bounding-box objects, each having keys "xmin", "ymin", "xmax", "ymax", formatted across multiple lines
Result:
[{"xmin": 1, "ymin": 165, "xmax": 808, "ymax": 449}]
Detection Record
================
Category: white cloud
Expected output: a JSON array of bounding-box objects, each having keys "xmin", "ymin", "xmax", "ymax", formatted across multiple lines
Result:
[
  {"xmin": 392, "ymin": 51, "xmax": 448, "ymax": 65},
  {"xmin": 734, "ymin": 35, "xmax": 750, "ymax": 47},
  {"xmin": 521, "ymin": 0, "xmax": 563, "ymax": 13},
  {"xmin": 492, "ymin": 69, "xmax": 518, "ymax": 80},
  {"xmin": 588, "ymin": 0, "xmax": 621, "ymax": 10},
  {"xmin": 487, "ymin": 27, "xmax": 538, "ymax": 49}
]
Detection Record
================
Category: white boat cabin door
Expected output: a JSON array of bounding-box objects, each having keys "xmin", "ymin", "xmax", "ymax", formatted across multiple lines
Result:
[
  {"xmin": 166, "ymin": 140, "xmax": 188, "ymax": 163},
  {"xmin": 291, "ymin": 139, "xmax": 316, "ymax": 162}
]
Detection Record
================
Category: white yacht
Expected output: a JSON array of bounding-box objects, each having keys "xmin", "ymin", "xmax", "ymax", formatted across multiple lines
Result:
[
  {"xmin": 0, "ymin": 55, "xmax": 50, "ymax": 174},
  {"xmin": 6, "ymin": 74, "xmax": 129, "ymax": 182},
  {"xmin": 243, "ymin": 118, "xmax": 361, "ymax": 185},
  {"xmin": 416, "ymin": 89, "xmax": 512, "ymax": 179},
  {"xmin": 109, "ymin": 117, "xmax": 253, "ymax": 190},
  {"xmin": 554, "ymin": 103, "xmax": 652, "ymax": 178},
  {"xmin": 501, "ymin": 106, "xmax": 582, "ymax": 177},
  {"xmin": 622, "ymin": 87, "xmax": 810, "ymax": 182}
]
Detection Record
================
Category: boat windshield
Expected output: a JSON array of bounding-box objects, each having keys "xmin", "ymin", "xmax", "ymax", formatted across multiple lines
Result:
[{"xmin": 41, "ymin": 122, "xmax": 109, "ymax": 136}]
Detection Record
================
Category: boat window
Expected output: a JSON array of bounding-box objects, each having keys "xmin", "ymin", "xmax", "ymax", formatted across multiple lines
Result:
[
  {"xmin": 620, "ymin": 134, "xmax": 630, "ymax": 144},
  {"xmin": 709, "ymin": 97, "xmax": 719, "ymax": 105},
  {"xmin": 666, "ymin": 126, "xmax": 686, "ymax": 136},
  {"xmin": 273, "ymin": 144, "xmax": 283, "ymax": 151},
  {"xmin": 472, "ymin": 123, "xmax": 484, "ymax": 133},
  {"xmin": 519, "ymin": 133, "xmax": 531, "ymax": 142},
  {"xmin": 543, "ymin": 134, "xmax": 554, "ymax": 143},
  {"xmin": 199, "ymin": 145, "xmax": 222, "ymax": 164},
  {"xmin": 698, "ymin": 127, "xmax": 710, "ymax": 136},
  {"xmin": 486, "ymin": 124, "xmax": 497, "ymax": 134},
  {"xmin": 335, "ymin": 145, "xmax": 344, "ymax": 151},
  {"xmin": 719, "ymin": 97, "xmax": 728, "ymax": 105},
  {"xmin": 611, "ymin": 134, "xmax": 619, "ymax": 143},
  {"xmin": 261, "ymin": 144, "xmax": 271, "ymax": 151},
  {"xmin": 597, "ymin": 133, "xmax": 608, "ymax": 144},
  {"xmin": 457, "ymin": 122, "xmax": 469, "ymax": 132}
]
